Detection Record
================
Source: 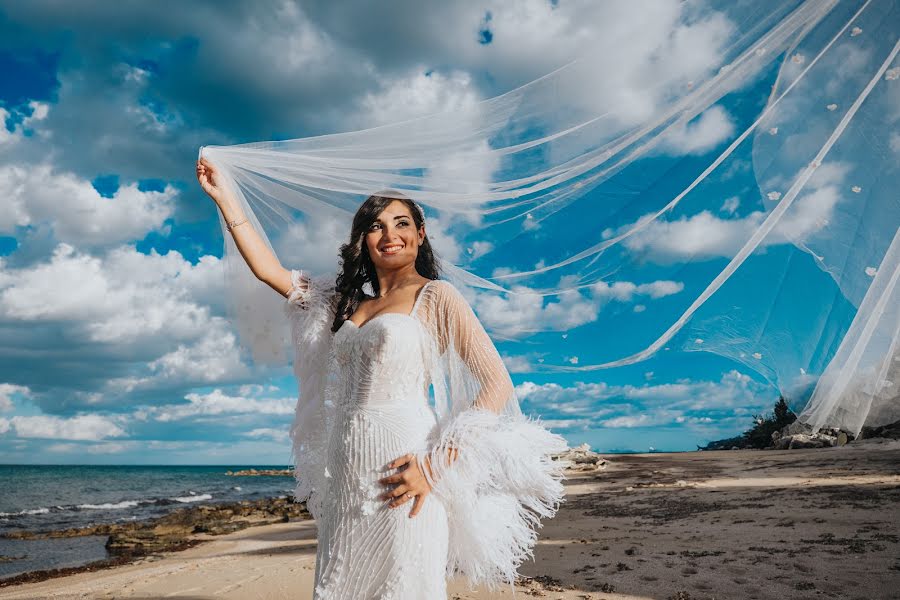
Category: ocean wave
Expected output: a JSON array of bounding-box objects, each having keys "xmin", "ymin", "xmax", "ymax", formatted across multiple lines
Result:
[
  {"xmin": 0, "ymin": 507, "xmax": 50, "ymax": 517},
  {"xmin": 170, "ymin": 493, "xmax": 213, "ymax": 503},
  {"xmin": 77, "ymin": 500, "xmax": 141, "ymax": 510},
  {"xmin": 2, "ymin": 490, "xmax": 223, "ymax": 520}
]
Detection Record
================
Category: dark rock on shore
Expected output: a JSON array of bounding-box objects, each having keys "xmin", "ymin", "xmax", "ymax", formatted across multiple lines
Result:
[
  {"xmin": 860, "ymin": 419, "xmax": 900, "ymax": 441},
  {"xmin": 1, "ymin": 496, "xmax": 310, "ymax": 559},
  {"xmin": 106, "ymin": 496, "xmax": 308, "ymax": 555},
  {"xmin": 3, "ymin": 524, "xmax": 121, "ymax": 540},
  {"xmin": 0, "ymin": 554, "xmax": 141, "ymax": 588},
  {"xmin": 771, "ymin": 421, "xmax": 851, "ymax": 450}
]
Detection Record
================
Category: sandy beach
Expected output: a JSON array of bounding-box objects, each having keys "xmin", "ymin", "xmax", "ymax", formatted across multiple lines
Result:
[{"xmin": 2, "ymin": 441, "xmax": 898, "ymax": 600}]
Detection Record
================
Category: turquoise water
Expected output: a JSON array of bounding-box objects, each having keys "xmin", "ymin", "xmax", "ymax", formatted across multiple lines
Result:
[{"xmin": 0, "ymin": 464, "xmax": 295, "ymax": 579}]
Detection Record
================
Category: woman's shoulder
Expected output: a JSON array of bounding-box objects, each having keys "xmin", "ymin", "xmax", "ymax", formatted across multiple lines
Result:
[
  {"xmin": 285, "ymin": 269, "xmax": 337, "ymax": 313},
  {"xmin": 423, "ymin": 277, "xmax": 461, "ymax": 298},
  {"xmin": 420, "ymin": 278, "xmax": 474, "ymax": 312}
]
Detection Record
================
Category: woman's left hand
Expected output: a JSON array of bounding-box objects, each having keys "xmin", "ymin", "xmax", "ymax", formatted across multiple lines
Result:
[{"xmin": 378, "ymin": 453, "xmax": 432, "ymax": 517}]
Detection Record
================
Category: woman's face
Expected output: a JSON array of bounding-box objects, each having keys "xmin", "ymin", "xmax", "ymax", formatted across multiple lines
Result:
[{"xmin": 364, "ymin": 200, "xmax": 425, "ymax": 271}]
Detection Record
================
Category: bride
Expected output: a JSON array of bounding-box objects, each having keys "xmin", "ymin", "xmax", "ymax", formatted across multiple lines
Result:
[{"xmin": 197, "ymin": 156, "xmax": 568, "ymax": 599}]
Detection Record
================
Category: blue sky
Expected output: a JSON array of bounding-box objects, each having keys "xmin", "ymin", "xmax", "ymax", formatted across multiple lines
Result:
[{"xmin": 1, "ymin": 0, "xmax": 885, "ymax": 464}]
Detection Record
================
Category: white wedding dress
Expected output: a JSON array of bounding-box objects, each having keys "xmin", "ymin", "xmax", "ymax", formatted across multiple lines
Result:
[{"xmin": 284, "ymin": 270, "xmax": 568, "ymax": 599}]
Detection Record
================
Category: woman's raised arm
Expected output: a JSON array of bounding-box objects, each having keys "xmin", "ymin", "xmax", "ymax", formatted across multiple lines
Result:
[{"xmin": 196, "ymin": 157, "xmax": 296, "ymax": 297}]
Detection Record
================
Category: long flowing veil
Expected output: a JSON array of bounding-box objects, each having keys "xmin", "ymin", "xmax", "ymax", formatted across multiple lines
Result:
[{"xmin": 200, "ymin": 0, "xmax": 899, "ymax": 436}]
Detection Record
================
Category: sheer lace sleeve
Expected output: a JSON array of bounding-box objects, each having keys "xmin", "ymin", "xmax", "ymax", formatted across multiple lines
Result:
[
  {"xmin": 415, "ymin": 280, "xmax": 568, "ymax": 590},
  {"xmin": 283, "ymin": 268, "xmax": 336, "ymax": 377},
  {"xmin": 283, "ymin": 269, "xmax": 336, "ymax": 519}
]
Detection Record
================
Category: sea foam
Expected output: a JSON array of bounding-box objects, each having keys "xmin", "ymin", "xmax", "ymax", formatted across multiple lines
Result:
[
  {"xmin": 171, "ymin": 493, "xmax": 213, "ymax": 503},
  {"xmin": 77, "ymin": 500, "xmax": 141, "ymax": 510}
]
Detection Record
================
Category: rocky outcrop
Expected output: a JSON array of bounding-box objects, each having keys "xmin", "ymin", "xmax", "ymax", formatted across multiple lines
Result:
[
  {"xmin": 771, "ymin": 421, "xmax": 851, "ymax": 450},
  {"xmin": 105, "ymin": 496, "xmax": 308, "ymax": 555},
  {"xmin": 553, "ymin": 443, "xmax": 608, "ymax": 472},
  {"xmin": 859, "ymin": 419, "xmax": 900, "ymax": 440},
  {"xmin": 771, "ymin": 418, "xmax": 900, "ymax": 449},
  {"xmin": 225, "ymin": 468, "xmax": 293, "ymax": 476},
  {"xmin": 2, "ymin": 496, "xmax": 310, "ymax": 558}
]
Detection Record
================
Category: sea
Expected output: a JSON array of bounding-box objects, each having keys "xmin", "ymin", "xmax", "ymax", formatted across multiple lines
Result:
[{"xmin": 0, "ymin": 464, "xmax": 295, "ymax": 580}]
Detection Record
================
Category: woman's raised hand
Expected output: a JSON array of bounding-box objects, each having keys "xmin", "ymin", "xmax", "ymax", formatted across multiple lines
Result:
[
  {"xmin": 196, "ymin": 157, "xmax": 225, "ymax": 205},
  {"xmin": 194, "ymin": 155, "xmax": 292, "ymax": 294}
]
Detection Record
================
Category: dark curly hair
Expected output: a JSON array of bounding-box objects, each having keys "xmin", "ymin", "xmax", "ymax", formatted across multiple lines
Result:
[{"xmin": 329, "ymin": 191, "xmax": 441, "ymax": 333}]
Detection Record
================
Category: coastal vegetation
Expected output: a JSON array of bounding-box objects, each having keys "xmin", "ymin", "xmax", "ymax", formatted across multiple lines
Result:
[{"xmin": 700, "ymin": 397, "xmax": 798, "ymax": 450}]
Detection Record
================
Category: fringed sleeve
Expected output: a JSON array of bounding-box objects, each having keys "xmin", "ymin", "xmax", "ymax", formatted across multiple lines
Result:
[
  {"xmin": 414, "ymin": 280, "xmax": 569, "ymax": 590},
  {"xmin": 283, "ymin": 268, "xmax": 336, "ymax": 520}
]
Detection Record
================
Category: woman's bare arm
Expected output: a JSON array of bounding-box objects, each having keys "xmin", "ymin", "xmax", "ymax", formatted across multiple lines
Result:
[{"xmin": 196, "ymin": 157, "xmax": 294, "ymax": 297}]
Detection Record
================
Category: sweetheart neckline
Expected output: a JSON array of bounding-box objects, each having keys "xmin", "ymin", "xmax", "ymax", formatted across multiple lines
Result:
[
  {"xmin": 342, "ymin": 280, "xmax": 436, "ymax": 332},
  {"xmin": 341, "ymin": 311, "xmax": 416, "ymax": 333}
]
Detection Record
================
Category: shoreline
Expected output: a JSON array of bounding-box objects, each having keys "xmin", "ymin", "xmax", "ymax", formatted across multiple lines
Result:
[
  {"xmin": 0, "ymin": 495, "xmax": 310, "ymax": 587},
  {"xmin": 0, "ymin": 538, "xmax": 204, "ymax": 588},
  {"xmin": 0, "ymin": 445, "xmax": 604, "ymax": 586},
  {"xmin": 1, "ymin": 443, "xmax": 897, "ymax": 598}
]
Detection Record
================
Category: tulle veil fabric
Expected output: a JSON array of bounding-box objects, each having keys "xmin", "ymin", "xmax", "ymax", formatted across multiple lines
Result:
[{"xmin": 202, "ymin": 0, "xmax": 898, "ymax": 465}]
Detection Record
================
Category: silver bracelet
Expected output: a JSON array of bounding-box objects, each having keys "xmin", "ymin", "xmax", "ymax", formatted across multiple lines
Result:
[{"xmin": 226, "ymin": 217, "xmax": 248, "ymax": 232}]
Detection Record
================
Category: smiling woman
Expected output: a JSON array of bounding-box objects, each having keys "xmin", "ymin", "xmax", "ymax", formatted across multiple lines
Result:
[
  {"xmin": 195, "ymin": 161, "xmax": 567, "ymax": 598},
  {"xmin": 327, "ymin": 192, "xmax": 441, "ymax": 335}
]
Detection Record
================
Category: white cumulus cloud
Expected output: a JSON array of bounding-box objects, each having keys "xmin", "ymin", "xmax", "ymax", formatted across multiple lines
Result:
[
  {"xmin": 515, "ymin": 369, "xmax": 773, "ymax": 431},
  {"xmin": 657, "ymin": 106, "xmax": 736, "ymax": 156},
  {"xmin": 138, "ymin": 389, "xmax": 294, "ymax": 422},
  {"xmin": 0, "ymin": 243, "xmax": 253, "ymax": 408},
  {"xmin": 0, "ymin": 164, "xmax": 176, "ymax": 247},
  {"xmin": 472, "ymin": 278, "xmax": 683, "ymax": 337},
  {"xmin": 0, "ymin": 383, "xmax": 29, "ymax": 412},
  {"xmin": 5, "ymin": 414, "xmax": 127, "ymax": 441}
]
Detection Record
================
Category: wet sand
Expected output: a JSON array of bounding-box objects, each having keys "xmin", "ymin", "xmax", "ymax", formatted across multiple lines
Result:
[{"xmin": 2, "ymin": 441, "xmax": 898, "ymax": 600}]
